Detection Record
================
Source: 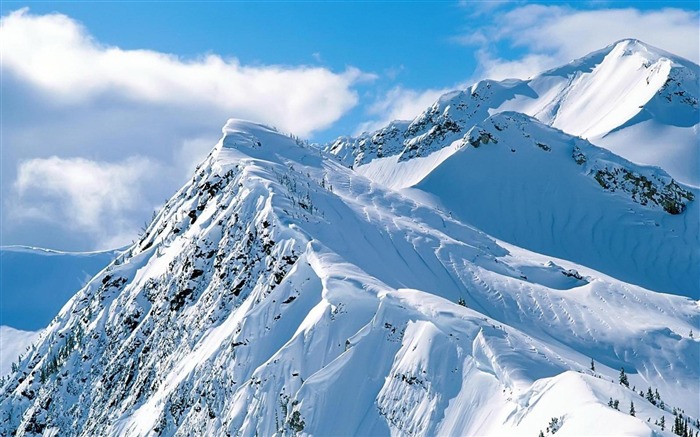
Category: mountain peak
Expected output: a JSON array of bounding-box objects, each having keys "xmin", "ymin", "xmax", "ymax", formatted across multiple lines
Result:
[
  {"xmin": 599, "ymin": 38, "xmax": 698, "ymax": 69},
  {"xmin": 221, "ymin": 118, "xmax": 279, "ymax": 149}
]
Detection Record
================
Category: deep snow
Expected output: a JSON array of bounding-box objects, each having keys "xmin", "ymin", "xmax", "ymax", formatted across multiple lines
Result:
[
  {"xmin": 1, "ymin": 118, "xmax": 697, "ymax": 436},
  {"xmin": 1, "ymin": 40, "xmax": 698, "ymax": 437}
]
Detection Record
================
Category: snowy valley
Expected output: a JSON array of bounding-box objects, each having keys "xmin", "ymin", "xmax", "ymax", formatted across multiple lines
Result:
[{"xmin": 0, "ymin": 39, "xmax": 698, "ymax": 437}]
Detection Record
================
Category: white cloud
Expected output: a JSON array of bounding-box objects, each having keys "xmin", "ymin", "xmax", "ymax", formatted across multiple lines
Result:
[
  {"xmin": 11, "ymin": 156, "xmax": 161, "ymax": 249},
  {"xmin": 0, "ymin": 8, "xmax": 376, "ymax": 250},
  {"xmin": 0, "ymin": 8, "xmax": 368, "ymax": 136},
  {"xmin": 460, "ymin": 5, "xmax": 700, "ymax": 80},
  {"xmin": 472, "ymin": 50, "xmax": 561, "ymax": 81}
]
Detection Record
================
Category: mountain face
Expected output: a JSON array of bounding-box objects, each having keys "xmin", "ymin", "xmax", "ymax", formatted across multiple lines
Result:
[
  {"xmin": 0, "ymin": 327, "xmax": 40, "ymax": 378},
  {"xmin": 1, "ymin": 42, "xmax": 699, "ymax": 437},
  {"xmin": 328, "ymin": 39, "xmax": 699, "ymax": 298},
  {"xmin": 329, "ymin": 39, "xmax": 699, "ymax": 186},
  {"xmin": 0, "ymin": 247, "xmax": 118, "ymax": 378}
]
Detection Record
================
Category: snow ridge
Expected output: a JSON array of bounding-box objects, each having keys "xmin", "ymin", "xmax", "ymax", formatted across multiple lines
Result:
[
  {"xmin": 329, "ymin": 38, "xmax": 699, "ymax": 186},
  {"xmin": 1, "ymin": 118, "xmax": 698, "ymax": 437},
  {"xmin": 1, "ymin": 41, "xmax": 699, "ymax": 437}
]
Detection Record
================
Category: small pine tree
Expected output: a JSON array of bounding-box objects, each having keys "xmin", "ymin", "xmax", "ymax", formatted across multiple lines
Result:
[
  {"xmin": 608, "ymin": 398, "xmax": 614, "ymax": 407},
  {"xmin": 590, "ymin": 359, "xmax": 595, "ymax": 371},
  {"xmin": 647, "ymin": 387, "xmax": 656, "ymax": 405},
  {"xmin": 674, "ymin": 414, "xmax": 683, "ymax": 436},
  {"xmin": 613, "ymin": 399, "xmax": 620, "ymax": 410},
  {"xmin": 547, "ymin": 417, "xmax": 560, "ymax": 434},
  {"xmin": 538, "ymin": 431, "xmax": 545, "ymax": 437},
  {"xmin": 630, "ymin": 401, "xmax": 636, "ymax": 417},
  {"xmin": 660, "ymin": 416, "xmax": 666, "ymax": 431},
  {"xmin": 619, "ymin": 368, "xmax": 629, "ymax": 387}
]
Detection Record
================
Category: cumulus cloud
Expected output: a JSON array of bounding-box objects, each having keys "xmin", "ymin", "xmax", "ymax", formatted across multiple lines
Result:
[
  {"xmin": 0, "ymin": 8, "xmax": 374, "ymax": 250},
  {"xmin": 10, "ymin": 156, "xmax": 162, "ymax": 248},
  {"xmin": 0, "ymin": 8, "xmax": 367, "ymax": 136},
  {"xmin": 459, "ymin": 5, "xmax": 700, "ymax": 80}
]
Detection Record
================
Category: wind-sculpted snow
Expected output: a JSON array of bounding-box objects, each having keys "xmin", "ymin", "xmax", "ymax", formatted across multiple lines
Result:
[
  {"xmin": 1, "ymin": 120, "xmax": 698, "ymax": 436},
  {"xmin": 330, "ymin": 39, "xmax": 699, "ymax": 185},
  {"xmin": 416, "ymin": 112, "xmax": 698, "ymax": 297}
]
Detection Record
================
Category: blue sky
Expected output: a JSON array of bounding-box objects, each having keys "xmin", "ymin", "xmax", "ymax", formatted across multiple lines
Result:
[{"xmin": 1, "ymin": 1, "xmax": 698, "ymax": 251}]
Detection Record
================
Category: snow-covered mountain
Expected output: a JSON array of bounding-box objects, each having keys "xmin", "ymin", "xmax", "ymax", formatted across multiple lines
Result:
[
  {"xmin": 1, "ymin": 41, "xmax": 698, "ymax": 437},
  {"xmin": 0, "ymin": 327, "xmax": 41, "ymax": 378},
  {"xmin": 328, "ymin": 39, "xmax": 699, "ymax": 298},
  {"xmin": 330, "ymin": 39, "xmax": 699, "ymax": 187}
]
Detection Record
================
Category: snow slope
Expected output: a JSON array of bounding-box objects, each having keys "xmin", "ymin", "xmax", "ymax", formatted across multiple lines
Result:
[
  {"xmin": 330, "ymin": 39, "xmax": 699, "ymax": 186},
  {"xmin": 328, "ymin": 40, "xmax": 699, "ymax": 298},
  {"xmin": 413, "ymin": 112, "xmax": 698, "ymax": 297},
  {"xmin": 1, "ymin": 120, "xmax": 697, "ymax": 436}
]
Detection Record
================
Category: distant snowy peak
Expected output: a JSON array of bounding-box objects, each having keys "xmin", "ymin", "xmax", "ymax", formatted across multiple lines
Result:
[
  {"xmin": 528, "ymin": 38, "xmax": 699, "ymax": 139},
  {"xmin": 328, "ymin": 39, "xmax": 699, "ymax": 185},
  {"xmin": 416, "ymin": 112, "xmax": 699, "ymax": 296}
]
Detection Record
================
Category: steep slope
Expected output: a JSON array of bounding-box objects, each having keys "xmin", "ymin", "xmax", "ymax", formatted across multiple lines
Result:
[
  {"xmin": 413, "ymin": 112, "xmax": 698, "ymax": 297},
  {"xmin": 329, "ymin": 39, "xmax": 699, "ymax": 186},
  {"xmin": 1, "ymin": 120, "xmax": 698, "ymax": 436},
  {"xmin": 327, "ymin": 40, "xmax": 698, "ymax": 297},
  {"xmin": 0, "ymin": 246, "xmax": 117, "ymax": 380}
]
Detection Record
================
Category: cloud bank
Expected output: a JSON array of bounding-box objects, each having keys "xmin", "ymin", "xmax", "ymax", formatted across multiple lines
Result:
[
  {"xmin": 1, "ymin": 8, "xmax": 371, "ymax": 250},
  {"xmin": 1, "ymin": 8, "xmax": 368, "ymax": 136}
]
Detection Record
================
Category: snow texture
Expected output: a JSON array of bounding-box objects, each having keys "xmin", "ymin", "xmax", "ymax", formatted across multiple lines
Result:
[{"xmin": 1, "ymin": 41, "xmax": 698, "ymax": 437}]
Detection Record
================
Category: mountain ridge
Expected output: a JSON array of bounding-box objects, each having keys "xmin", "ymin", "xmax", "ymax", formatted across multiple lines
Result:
[
  {"xmin": 329, "ymin": 38, "xmax": 699, "ymax": 186},
  {"xmin": 1, "ymin": 41, "xmax": 698, "ymax": 437}
]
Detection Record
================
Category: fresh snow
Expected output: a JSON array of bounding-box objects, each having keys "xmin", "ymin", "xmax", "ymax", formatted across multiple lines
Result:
[
  {"xmin": 1, "ymin": 41, "xmax": 698, "ymax": 437},
  {"xmin": 2, "ymin": 117, "xmax": 698, "ymax": 436},
  {"xmin": 331, "ymin": 39, "xmax": 699, "ymax": 186}
]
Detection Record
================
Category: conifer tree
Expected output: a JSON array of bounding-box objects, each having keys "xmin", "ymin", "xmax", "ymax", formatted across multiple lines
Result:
[
  {"xmin": 630, "ymin": 401, "xmax": 636, "ymax": 417},
  {"xmin": 619, "ymin": 368, "xmax": 629, "ymax": 387},
  {"xmin": 647, "ymin": 387, "xmax": 655, "ymax": 404}
]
